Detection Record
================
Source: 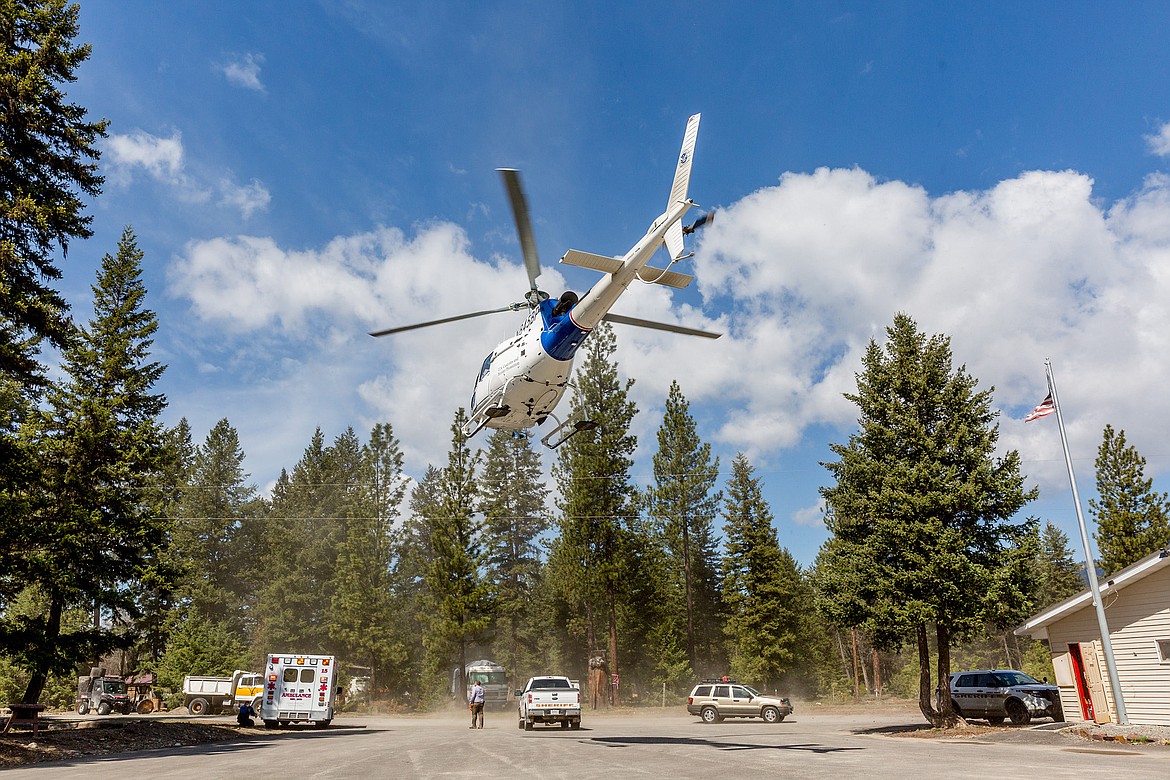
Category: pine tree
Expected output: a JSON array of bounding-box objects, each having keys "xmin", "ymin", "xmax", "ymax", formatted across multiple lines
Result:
[
  {"xmin": 11, "ymin": 227, "xmax": 169, "ymax": 703},
  {"xmin": 328, "ymin": 423, "xmax": 409, "ymax": 698},
  {"xmin": 478, "ymin": 429, "xmax": 548, "ymax": 688},
  {"xmin": 546, "ymin": 323, "xmax": 637, "ymax": 701},
  {"xmin": 1090, "ymin": 424, "xmax": 1170, "ymax": 575},
  {"xmin": 646, "ymin": 381, "xmax": 722, "ymax": 675},
  {"xmin": 415, "ymin": 409, "xmax": 490, "ymax": 702},
  {"xmin": 1033, "ymin": 520, "xmax": 1086, "ymax": 607},
  {"xmin": 255, "ymin": 428, "xmax": 346, "ymax": 654},
  {"xmin": 817, "ymin": 312, "xmax": 1036, "ymax": 727},
  {"xmin": 134, "ymin": 417, "xmax": 195, "ymax": 663},
  {"xmin": 720, "ymin": 454, "xmax": 802, "ymax": 688},
  {"xmin": 1, "ymin": 0, "xmax": 108, "ymax": 379},
  {"xmin": 171, "ymin": 418, "xmax": 262, "ymax": 634}
]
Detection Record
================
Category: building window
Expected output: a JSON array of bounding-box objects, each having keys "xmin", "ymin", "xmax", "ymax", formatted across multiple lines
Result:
[{"xmin": 1157, "ymin": 639, "xmax": 1170, "ymax": 663}]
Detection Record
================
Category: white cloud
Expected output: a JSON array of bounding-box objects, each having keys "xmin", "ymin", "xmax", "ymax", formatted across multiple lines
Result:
[
  {"xmin": 219, "ymin": 178, "xmax": 271, "ymax": 219},
  {"xmin": 792, "ymin": 499, "xmax": 826, "ymax": 529},
  {"xmin": 170, "ymin": 222, "xmax": 569, "ymax": 469},
  {"xmin": 220, "ymin": 52, "xmax": 266, "ymax": 92},
  {"xmin": 1146, "ymin": 121, "xmax": 1170, "ymax": 157},
  {"xmin": 168, "ymin": 161, "xmax": 1170, "ymax": 498},
  {"xmin": 105, "ymin": 130, "xmax": 188, "ymax": 187},
  {"xmin": 104, "ymin": 129, "xmax": 269, "ymax": 219},
  {"xmin": 693, "ymin": 165, "xmax": 1170, "ymax": 495}
]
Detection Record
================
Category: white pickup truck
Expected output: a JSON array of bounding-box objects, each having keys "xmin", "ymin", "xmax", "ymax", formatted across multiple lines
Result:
[{"xmin": 515, "ymin": 676, "xmax": 581, "ymax": 730}]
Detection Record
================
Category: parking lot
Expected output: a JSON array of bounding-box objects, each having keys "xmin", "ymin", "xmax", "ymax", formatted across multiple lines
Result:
[{"xmin": 3, "ymin": 704, "xmax": 1170, "ymax": 779}]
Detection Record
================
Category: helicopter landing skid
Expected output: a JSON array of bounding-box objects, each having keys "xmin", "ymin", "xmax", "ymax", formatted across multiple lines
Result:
[{"xmin": 540, "ymin": 410, "xmax": 599, "ymax": 449}]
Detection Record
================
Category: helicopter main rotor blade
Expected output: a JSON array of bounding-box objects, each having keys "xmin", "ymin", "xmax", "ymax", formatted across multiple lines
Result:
[
  {"xmin": 498, "ymin": 168, "xmax": 542, "ymax": 292},
  {"xmin": 603, "ymin": 313, "xmax": 722, "ymax": 339},
  {"xmin": 370, "ymin": 306, "xmax": 514, "ymax": 337}
]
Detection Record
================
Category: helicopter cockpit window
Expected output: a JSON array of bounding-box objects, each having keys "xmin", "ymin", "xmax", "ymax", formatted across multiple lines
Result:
[{"xmin": 478, "ymin": 353, "xmax": 493, "ymax": 382}]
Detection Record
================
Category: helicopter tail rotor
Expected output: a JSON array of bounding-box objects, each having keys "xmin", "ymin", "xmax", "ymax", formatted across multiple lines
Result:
[{"xmin": 683, "ymin": 211, "xmax": 714, "ymax": 235}]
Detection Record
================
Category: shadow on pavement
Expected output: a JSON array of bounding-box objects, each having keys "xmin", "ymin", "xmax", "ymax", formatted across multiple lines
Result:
[{"xmin": 591, "ymin": 735, "xmax": 862, "ymax": 754}]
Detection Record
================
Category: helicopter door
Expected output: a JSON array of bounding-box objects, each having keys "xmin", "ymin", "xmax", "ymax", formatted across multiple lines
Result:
[{"xmin": 471, "ymin": 352, "xmax": 494, "ymax": 408}]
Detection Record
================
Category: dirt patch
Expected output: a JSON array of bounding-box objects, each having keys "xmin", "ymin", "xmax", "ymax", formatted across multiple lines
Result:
[{"xmin": 0, "ymin": 719, "xmax": 265, "ymax": 766}]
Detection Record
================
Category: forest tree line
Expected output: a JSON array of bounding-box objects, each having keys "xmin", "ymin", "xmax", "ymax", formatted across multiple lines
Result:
[{"xmin": 4, "ymin": 2, "xmax": 1169, "ymax": 717}]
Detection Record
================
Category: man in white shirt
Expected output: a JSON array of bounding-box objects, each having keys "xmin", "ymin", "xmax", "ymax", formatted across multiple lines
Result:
[{"xmin": 468, "ymin": 680, "xmax": 485, "ymax": 729}]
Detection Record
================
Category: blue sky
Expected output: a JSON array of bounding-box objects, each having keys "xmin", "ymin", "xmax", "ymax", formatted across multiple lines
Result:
[{"xmin": 65, "ymin": 1, "xmax": 1170, "ymax": 566}]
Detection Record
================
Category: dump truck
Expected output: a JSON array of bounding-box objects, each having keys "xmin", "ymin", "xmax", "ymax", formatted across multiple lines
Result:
[{"xmin": 182, "ymin": 670, "xmax": 264, "ymax": 715}]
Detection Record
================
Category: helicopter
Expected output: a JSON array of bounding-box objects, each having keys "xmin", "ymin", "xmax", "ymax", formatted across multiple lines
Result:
[{"xmin": 370, "ymin": 113, "xmax": 719, "ymax": 448}]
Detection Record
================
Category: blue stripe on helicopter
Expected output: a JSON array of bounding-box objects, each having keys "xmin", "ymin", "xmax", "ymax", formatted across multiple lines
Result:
[{"xmin": 539, "ymin": 302, "xmax": 591, "ymax": 361}]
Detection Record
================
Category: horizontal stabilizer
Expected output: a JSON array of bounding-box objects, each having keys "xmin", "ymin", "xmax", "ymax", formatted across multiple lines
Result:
[
  {"xmin": 635, "ymin": 266, "xmax": 693, "ymax": 289},
  {"xmin": 561, "ymin": 249, "xmax": 622, "ymax": 274},
  {"xmin": 561, "ymin": 249, "xmax": 693, "ymax": 288}
]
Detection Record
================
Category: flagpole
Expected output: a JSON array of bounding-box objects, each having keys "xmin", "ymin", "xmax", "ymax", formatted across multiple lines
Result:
[{"xmin": 1045, "ymin": 358, "xmax": 1128, "ymax": 724}]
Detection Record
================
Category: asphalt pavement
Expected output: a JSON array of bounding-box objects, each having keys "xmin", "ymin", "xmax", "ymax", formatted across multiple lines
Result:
[{"xmin": 5, "ymin": 705, "xmax": 1170, "ymax": 779}]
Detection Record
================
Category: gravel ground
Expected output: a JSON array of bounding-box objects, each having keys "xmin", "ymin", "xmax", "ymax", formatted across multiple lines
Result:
[{"xmin": 1065, "ymin": 721, "xmax": 1170, "ymax": 744}]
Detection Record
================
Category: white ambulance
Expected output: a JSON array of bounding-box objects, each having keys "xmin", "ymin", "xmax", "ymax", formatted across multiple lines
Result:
[{"xmin": 260, "ymin": 653, "xmax": 337, "ymax": 728}]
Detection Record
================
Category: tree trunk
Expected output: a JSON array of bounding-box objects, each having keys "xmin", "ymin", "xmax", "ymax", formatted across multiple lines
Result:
[
  {"xmin": 607, "ymin": 582, "xmax": 618, "ymax": 706},
  {"xmin": 22, "ymin": 591, "xmax": 64, "ymax": 705},
  {"xmin": 872, "ymin": 649, "xmax": 882, "ymax": 697},
  {"xmin": 682, "ymin": 516, "xmax": 696, "ymax": 672},
  {"xmin": 833, "ymin": 629, "xmax": 853, "ymax": 691},
  {"xmin": 935, "ymin": 623, "xmax": 959, "ymax": 726},
  {"xmin": 851, "ymin": 628, "xmax": 861, "ymax": 701},
  {"xmin": 857, "ymin": 631, "xmax": 871, "ymax": 694},
  {"xmin": 915, "ymin": 623, "xmax": 942, "ymax": 727}
]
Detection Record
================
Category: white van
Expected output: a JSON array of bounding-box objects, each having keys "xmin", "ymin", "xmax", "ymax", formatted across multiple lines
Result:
[{"xmin": 260, "ymin": 653, "xmax": 337, "ymax": 728}]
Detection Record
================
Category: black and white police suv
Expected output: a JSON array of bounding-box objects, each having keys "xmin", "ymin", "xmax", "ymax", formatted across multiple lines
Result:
[{"xmin": 948, "ymin": 669, "xmax": 1063, "ymax": 725}]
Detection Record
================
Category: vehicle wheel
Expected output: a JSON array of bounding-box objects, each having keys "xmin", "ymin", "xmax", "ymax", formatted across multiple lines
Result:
[
  {"xmin": 77, "ymin": 701, "xmax": 89, "ymax": 715},
  {"xmin": 524, "ymin": 719, "xmax": 534, "ymax": 731},
  {"xmin": 560, "ymin": 720, "xmax": 570, "ymax": 729},
  {"xmin": 1005, "ymin": 699, "xmax": 1031, "ymax": 726},
  {"xmin": 137, "ymin": 699, "xmax": 155, "ymax": 714},
  {"xmin": 761, "ymin": 706, "xmax": 780, "ymax": 724},
  {"xmin": 518, "ymin": 719, "xmax": 524, "ymax": 730},
  {"xmin": 314, "ymin": 719, "xmax": 331, "ymax": 729},
  {"xmin": 987, "ymin": 716, "xmax": 1005, "ymax": 726},
  {"xmin": 570, "ymin": 720, "xmax": 580, "ymax": 730},
  {"xmin": 97, "ymin": 701, "xmax": 112, "ymax": 716},
  {"xmin": 188, "ymin": 697, "xmax": 210, "ymax": 716},
  {"xmin": 700, "ymin": 706, "xmax": 721, "ymax": 724},
  {"xmin": 264, "ymin": 719, "xmax": 278, "ymax": 729}
]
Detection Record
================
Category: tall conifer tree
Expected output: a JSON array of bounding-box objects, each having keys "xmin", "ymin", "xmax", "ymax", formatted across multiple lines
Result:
[
  {"xmin": 13, "ymin": 227, "xmax": 168, "ymax": 703},
  {"xmin": 647, "ymin": 381, "xmax": 722, "ymax": 674},
  {"xmin": 416, "ymin": 409, "xmax": 490, "ymax": 701},
  {"xmin": 329, "ymin": 423, "xmax": 409, "ymax": 696},
  {"xmin": 1, "ymin": 0, "xmax": 107, "ymax": 379},
  {"xmin": 547, "ymin": 323, "xmax": 637, "ymax": 699},
  {"xmin": 1090, "ymin": 425, "xmax": 1170, "ymax": 575},
  {"xmin": 817, "ymin": 313, "xmax": 1035, "ymax": 727},
  {"xmin": 171, "ymin": 418, "xmax": 262, "ymax": 634},
  {"xmin": 479, "ymin": 430, "xmax": 548, "ymax": 687},
  {"xmin": 720, "ymin": 454, "xmax": 801, "ymax": 688}
]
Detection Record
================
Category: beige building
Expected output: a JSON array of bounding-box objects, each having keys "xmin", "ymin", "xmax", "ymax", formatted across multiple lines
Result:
[{"xmin": 1015, "ymin": 549, "xmax": 1170, "ymax": 725}]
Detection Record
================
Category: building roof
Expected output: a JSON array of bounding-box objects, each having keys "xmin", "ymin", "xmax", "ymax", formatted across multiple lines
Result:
[{"xmin": 1015, "ymin": 548, "xmax": 1170, "ymax": 639}]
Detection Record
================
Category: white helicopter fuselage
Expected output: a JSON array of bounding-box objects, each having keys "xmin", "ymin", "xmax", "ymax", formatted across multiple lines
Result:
[{"xmin": 468, "ymin": 195, "xmax": 694, "ymax": 434}]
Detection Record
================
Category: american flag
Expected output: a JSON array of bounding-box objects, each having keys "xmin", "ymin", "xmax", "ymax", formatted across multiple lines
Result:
[{"xmin": 1025, "ymin": 393, "xmax": 1055, "ymax": 422}]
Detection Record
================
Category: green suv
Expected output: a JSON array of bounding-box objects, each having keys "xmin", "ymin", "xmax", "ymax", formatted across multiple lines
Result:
[{"xmin": 687, "ymin": 680, "xmax": 793, "ymax": 724}]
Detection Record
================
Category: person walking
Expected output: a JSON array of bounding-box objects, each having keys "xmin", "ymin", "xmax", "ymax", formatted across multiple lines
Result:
[{"xmin": 468, "ymin": 679, "xmax": 485, "ymax": 729}]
